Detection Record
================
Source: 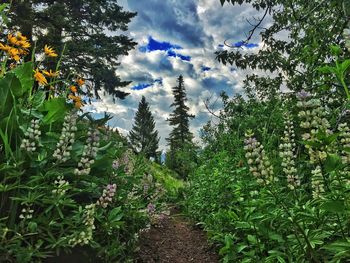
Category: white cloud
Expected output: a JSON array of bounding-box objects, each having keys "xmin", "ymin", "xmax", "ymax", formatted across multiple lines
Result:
[{"xmin": 90, "ymin": 0, "xmax": 269, "ymax": 149}]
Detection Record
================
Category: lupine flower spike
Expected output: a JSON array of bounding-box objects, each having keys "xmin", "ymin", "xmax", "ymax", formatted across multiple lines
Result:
[
  {"xmin": 279, "ymin": 114, "xmax": 300, "ymax": 189},
  {"xmin": 20, "ymin": 119, "xmax": 41, "ymax": 153},
  {"xmin": 244, "ymin": 130, "xmax": 275, "ymax": 184}
]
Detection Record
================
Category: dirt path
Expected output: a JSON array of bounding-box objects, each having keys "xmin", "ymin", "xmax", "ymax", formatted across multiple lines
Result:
[{"xmin": 136, "ymin": 207, "xmax": 219, "ymax": 263}]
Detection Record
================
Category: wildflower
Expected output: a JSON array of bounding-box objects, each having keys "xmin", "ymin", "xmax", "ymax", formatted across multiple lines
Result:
[
  {"xmin": 18, "ymin": 40, "xmax": 31, "ymax": 49},
  {"xmin": 74, "ymin": 128, "xmax": 100, "ymax": 176},
  {"xmin": 112, "ymin": 159, "xmax": 120, "ymax": 169},
  {"xmin": 338, "ymin": 123, "xmax": 350, "ymax": 165},
  {"xmin": 53, "ymin": 112, "xmax": 78, "ymax": 162},
  {"xmin": 77, "ymin": 78, "xmax": 85, "ymax": 86},
  {"xmin": 44, "ymin": 44, "xmax": 58, "ymax": 57},
  {"xmin": 68, "ymin": 94, "xmax": 84, "ymax": 109},
  {"xmin": 43, "ymin": 69, "xmax": 59, "ymax": 78},
  {"xmin": 8, "ymin": 47, "xmax": 20, "ymax": 61},
  {"xmin": 0, "ymin": 43, "xmax": 11, "ymax": 52},
  {"xmin": 7, "ymin": 33, "xmax": 19, "ymax": 46},
  {"xmin": 147, "ymin": 203, "xmax": 156, "ymax": 214},
  {"xmin": 343, "ymin": 27, "xmax": 350, "ymax": 52},
  {"xmin": 311, "ymin": 166, "xmax": 324, "ymax": 199},
  {"xmin": 16, "ymin": 32, "xmax": 28, "ymax": 42},
  {"xmin": 69, "ymin": 204, "xmax": 96, "ymax": 246},
  {"xmin": 142, "ymin": 173, "xmax": 154, "ymax": 195},
  {"xmin": 296, "ymin": 91, "xmax": 332, "ymax": 163},
  {"xmin": 279, "ymin": 114, "xmax": 300, "ymax": 189},
  {"xmin": 19, "ymin": 205, "xmax": 34, "ymax": 220},
  {"xmin": 20, "ymin": 119, "xmax": 41, "ymax": 153},
  {"xmin": 296, "ymin": 89, "xmax": 312, "ymax": 100},
  {"xmin": 96, "ymin": 184, "xmax": 117, "ymax": 208},
  {"xmin": 52, "ymin": 176, "xmax": 69, "ymax": 196},
  {"xmin": 34, "ymin": 69, "xmax": 48, "ymax": 86},
  {"xmin": 70, "ymin": 85, "xmax": 78, "ymax": 93},
  {"xmin": 244, "ymin": 130, "xmax": 274, "ymax": 184}
]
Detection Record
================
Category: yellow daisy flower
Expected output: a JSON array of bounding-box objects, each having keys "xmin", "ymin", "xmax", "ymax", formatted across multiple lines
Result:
[
  {"xmin": 70, "ymin": 85, "xmax": 78, "ymax": 93},
  {"xmin": 43, "ymin": 69, "xmax": 59, "ymax": 78},
  {"xmin": 34, "ymin": 69, "xmax": 48, "ymax": 85},
  {"xmin": 44, "ymin": 45, "xmax": 58, "ymax": 57},
  {"xmin": 0, "ymin": 43, "xmax": 11, "ymax": 52},
  {"xmin": 76, "ymin": 78, "xmax": 85, "ymax": 86},
  {"xmin": 8, "ymin": 48, "xmax": 20, "ymax": 61},
  {"xmin": 7, "ymin": 34, "xmax": 19, "ymax": 46}
]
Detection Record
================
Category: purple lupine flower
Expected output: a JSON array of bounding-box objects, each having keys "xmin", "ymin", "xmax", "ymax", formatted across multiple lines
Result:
[
  {"xmin": 296, "ymin": 90, "xmax": 311, "ymax": 100},
  {"xmin": 96, "ymin": 184, "xmax": 117, "ymax": 208},
  {"xmin": 147, "ymin": 203, "xmax": 155, "ymax": 214}
]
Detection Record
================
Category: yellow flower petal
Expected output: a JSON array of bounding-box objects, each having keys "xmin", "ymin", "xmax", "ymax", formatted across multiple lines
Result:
[
  {"xmin": 34, "ymin": 69, "xmax": 48, "ymax": 85},
  {"xmin": 44, "ymin": 45, "xmax": 58, "ymax": 57}
]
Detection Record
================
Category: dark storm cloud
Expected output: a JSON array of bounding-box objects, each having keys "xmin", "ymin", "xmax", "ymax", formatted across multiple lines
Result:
[
  {"xmin": 127, "ymin": 0, "xmax": 212, "ymax": 47},
  {"xmin": 201, "ymin": 77, "xmax": 236, "ymax": 97}
]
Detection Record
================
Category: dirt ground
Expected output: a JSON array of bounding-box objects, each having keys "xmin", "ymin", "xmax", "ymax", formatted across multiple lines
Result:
[{"xmin": 136, "ymin": 208, "xmax": 219, "ymax": 263}]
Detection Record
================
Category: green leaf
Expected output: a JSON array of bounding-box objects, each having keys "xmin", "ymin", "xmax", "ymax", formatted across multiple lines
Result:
[
  {"xmin": 12, "ymin": 62, "xmax": 34, "ymax": 96},
  {"xmin": 321, "ymin": 200, "xmax": 345, "ymax": 213},
  {"xmin": 31, "ymin": 90, "xmax": 46, "ymax": 109},
  {"xmin": 318, "ymin": 65, "xmax": 337, "ymax": 74},
  {"xmin": 340, "ymin": 59, "xmax": 350, "ymax": 74},
  {"xmin": 41, "ymin": 98, "xmax": 68, "ymax": 124},
  {"xmin": 0, "ymin": 73, "xmax": 19, "ymax": 115},
  {"xmin": 330, "ymin": 45, "xmax": 341, "ymax": 56},
  {"xmin": 324, "ymin": 154, "xmax": 342, "ymax": 173},
  {"xmin": 108, "ymin": 206, "xmax": 123, "ymax": 222},
  {"xmin": 0, "ymin": 4, "xmax": 8, "ymax": 14},
  {"xmin": 247, "ymin": 234, "xmax": 257, "ymax": 244}
]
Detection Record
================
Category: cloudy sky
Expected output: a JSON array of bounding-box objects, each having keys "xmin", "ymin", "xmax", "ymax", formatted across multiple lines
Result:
[{"xmin": 88, "ymin": 0, "xmax": 266, "ymax": 149}]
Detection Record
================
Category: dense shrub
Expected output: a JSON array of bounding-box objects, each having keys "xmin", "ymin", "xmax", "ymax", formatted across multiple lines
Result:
[
  {"xmin": 186, "ymin": 84, "xmax": 350, "ymax": 262},
  {"xmin": 0, "ymin": 30, "xmax": 170, "ymax": 262}
]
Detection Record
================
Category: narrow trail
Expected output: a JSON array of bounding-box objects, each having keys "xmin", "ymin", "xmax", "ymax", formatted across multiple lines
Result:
[{"xmin": 136, "ymin": 207, "xmax": 219, "ymax": 263}]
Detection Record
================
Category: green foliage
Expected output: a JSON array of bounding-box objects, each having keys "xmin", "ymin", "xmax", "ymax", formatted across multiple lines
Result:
[
  {"xmin": 216, "ymin": 0, "xmax": 349, "ymax": 100},
  {"xmin": 128, "ymin": 96, "xmax": 160, "ymax": 159},
  {"xmin": 0, "ymin": 33, "xmax": 164, "ymax": 263},
  {"xmin": 6, "ymin": 0, "xmax": 137, "ymax": 100},
  {"xmin": 148, "ymin": 162, "xmax": 184, "ymax": 201},
  {"xmin": 186, "ymin": 70, "xmax": 350, "ymax": 262},
  {"xmin": 166, "ymin": 75, "xmax": 197, "ymax": 178}
]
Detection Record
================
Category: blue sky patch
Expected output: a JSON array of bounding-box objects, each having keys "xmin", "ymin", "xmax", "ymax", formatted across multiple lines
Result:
[
  {"xmin": 232, "ymin": 41, "xmax": 259, "ymax": 48},
  {"xmin": 139, "ymin": 36, "xmax": 182, "ymax": 53},
  {"xmin": 201, "ymin": 66, "xmax": 211, "ymax": 72},
  {"xmin": 139, "ymin": 36, "xmax": 191, "ymax": 61},
  {"xmin": 131, "ymin": 83, "xmax": 152, "ymax": 90},
  {"xmin": 131, "ymin": 78, "xmax": 163, "ymax": 91}
]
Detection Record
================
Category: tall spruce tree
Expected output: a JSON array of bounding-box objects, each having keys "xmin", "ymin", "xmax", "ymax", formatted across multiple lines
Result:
[
  {"xmin": 166, "ymin": 75, "xmax": 196, "ymax": 178},
  {"xmin": 6, "ymin": 0, "xmax": 136, "ymax": 100},
  {"xmin": 129, "ymin": 96, "xmax": 159, "ymax": 159}
]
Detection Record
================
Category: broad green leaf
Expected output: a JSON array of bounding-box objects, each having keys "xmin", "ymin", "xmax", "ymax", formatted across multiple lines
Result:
[
  {"xmin": 31, "ymin": 90, "xmax": 46, "ymax": 109},
  {"xmin": 41, "ymin": 98, "xmax": 68, "ymax": 124},
  {"xmin": 12, "ymin": 61, "xmax": 34, "ymax": 96},
  {"xmin": 340, "ymin": 59, "xmax": 350, "ymax": 74},
  {"xmin": 0, "ymin": 73, "xmax": 19, "ymax": 115},
  {"xmin": 108, "ymin": 206, "xmax": 123, "ymax": 222},
  {"xmin": 318, "ymin": 65, "xmax": 337, "ymax": 74}
]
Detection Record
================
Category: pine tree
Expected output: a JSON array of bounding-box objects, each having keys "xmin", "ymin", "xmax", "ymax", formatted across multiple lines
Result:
[
  {"xmin": 167, "ymin": 75, "xmax": 194, "ymax": 146},
  {"xmin": 7, "ymin": 0, "xmax": 136, "ymax": 100},
  {"xmin": 129, "ymin": 96, "xmax": 159, "ymax": 159},
  {"xmin": 166, "ymin": 75, "xmax": 196, "ymax": 178}
]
